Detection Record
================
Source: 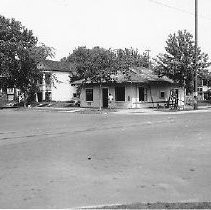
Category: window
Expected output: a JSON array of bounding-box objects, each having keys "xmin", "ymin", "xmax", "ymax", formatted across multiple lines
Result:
[
  {"xmin": 115, "ymin": 86, "xmax": 125, "ymax": 101},
  {"xmin": 7, "ymin": 88, "xmax": 14, "ymax": 94},
  {"xmin": 160, "ymin": 91, "xmax": 165, "ymax": 99},
  {"xmin": 45, "ymin": 73, "xmax": 51, "ymax": 86},
  {"xmin": 45, "ymin": 92, "xmax": 52, "ymax": 102},
  {"xmin": 86, "ymin": 89, "xmax": 93, "ymax": 101},
  {"xmin": 139, "ymin": 87, "xmax": 147, "ymax": 101},
  {"xmin": 208, "ymin": 80, "xmax": 211, "ymax": 87},
  {"xmin": 73, "ymin": 93, "xmax": 77, "ymax": 98},
  {"xmin": 7, "ymin": 95, "xmax": 14, "ymax": 101},
  {"xmin": 38, "ymin": 74, "xmax": 43, "ymax": 85},
  {"xmin": 197, "ymin": 87, "xmax": 203, "ymax": 92}
]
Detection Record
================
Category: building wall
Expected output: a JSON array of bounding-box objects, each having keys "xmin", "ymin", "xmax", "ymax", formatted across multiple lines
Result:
[
  {"xmin": 80, "ymin": 83, "xmax": 184, "ymax": 109},
  {"xmin": 38, "ymin": 71, "xmax": 77, "ymax": 102},
  {"xmin": 51, "ymin": 72, "xmax": 76, "ymax": 101}
]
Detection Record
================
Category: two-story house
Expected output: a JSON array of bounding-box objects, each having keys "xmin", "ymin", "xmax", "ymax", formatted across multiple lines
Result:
[
  {"xmin": 36, "ymin": 60, "xmax": 77, "ymax": 102},
  {"xmin": 1, "ymin": 60, "xmax": 77, "ymax": 104}
]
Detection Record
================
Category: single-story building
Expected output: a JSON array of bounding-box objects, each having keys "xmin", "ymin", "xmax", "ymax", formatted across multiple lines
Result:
[{"xmin": 73, "ymin": 67, "xmax": 185, "ymax": 109}]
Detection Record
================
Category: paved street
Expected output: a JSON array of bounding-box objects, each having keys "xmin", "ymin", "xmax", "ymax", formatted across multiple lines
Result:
[{"xmin": 0, "ymin": 109, "xmax": 211, "ymax": 208}]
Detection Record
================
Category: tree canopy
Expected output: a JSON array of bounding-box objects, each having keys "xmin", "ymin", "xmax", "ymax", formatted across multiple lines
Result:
[
  {"xmin": 64, "ymin": 46, "xmax": 149, "ymax": 83},
  {"xmin": 154, "ymin": 30, "xmax": 210, "ymax": 93},
  {"xmin": 0, "ymin": 15, "xmax": 54, "ymax": 101}
]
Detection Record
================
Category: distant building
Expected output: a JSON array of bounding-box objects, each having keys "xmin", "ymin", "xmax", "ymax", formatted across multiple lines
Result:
[
  {"xmin": 36, "ymin": 60, "xmax": 76, "ymax": 102},
  {"xmin": 197, "ymin": 77, "xmax": 211, "ymax": 100},
  {"xmin": 0, "ymin": 60, "xmax": 77, "ymax": 104},
  {"xmin": 0, "ymin": 76, "xmax": 20, "ymax": 105}
]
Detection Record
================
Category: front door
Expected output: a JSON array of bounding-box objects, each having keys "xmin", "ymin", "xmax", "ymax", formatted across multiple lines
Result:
[
  {"xmin": 37, "ymin": 92, "xmax": 43, "ymax": 102},
  {"xmin": 102, "ymin": 88, "xmax": 108, "ymax": 108},
  {"xmin": 139, "ymin": 87, "xmax": 145, "ymax": 101}
]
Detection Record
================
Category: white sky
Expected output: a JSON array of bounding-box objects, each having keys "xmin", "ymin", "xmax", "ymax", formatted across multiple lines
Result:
[{"xmin": 1, "ymin": 0, "xmax": 211, "ymax": 61}]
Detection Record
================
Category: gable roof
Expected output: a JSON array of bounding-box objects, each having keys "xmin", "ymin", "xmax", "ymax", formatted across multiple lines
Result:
[
  {"xmin": 72, "ymin": 67, "xmax": 173, "ymax": 85},
  {"xmin": 37, "ymin": 60, "xmax": 73, "ymax": 73}
]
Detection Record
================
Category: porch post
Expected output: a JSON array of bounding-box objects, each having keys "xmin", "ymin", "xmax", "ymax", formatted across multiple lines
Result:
[
  {"xmin": 42, "ymin": 73, "xmax": 46, "ymax": 101},
  {"xmin": 183, "ymin": 79, "xmax": 186, "ymax": 110},
  {"xmin": 136, "ymin": 84, "xmax": 138, "ymax": 108},
  {"xmin": 99, "ymin": 83, "xmax": 102, "ymax": 110}
]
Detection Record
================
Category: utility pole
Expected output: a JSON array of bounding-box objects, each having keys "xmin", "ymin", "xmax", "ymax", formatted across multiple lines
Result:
[
  {"xmin": 194, "ymin": 0, "xmax": 198, "ymax": 96},
  {"xmin": 145, "ymin": 49, "xmax": 151, "ymax": 68}
]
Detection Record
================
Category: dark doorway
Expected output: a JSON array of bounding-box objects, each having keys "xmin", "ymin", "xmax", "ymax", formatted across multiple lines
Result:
[
  {"xmin": 139, "ymin": 87, "xmax": 145, "ymax": 101},
  {"xmin": 174, "ymin": 89, "xmax": 179, "ymax": 98},
  {"xmin": 102, "ymin": 88, "xmax": 108, "ymax": 108},
  {"xmin": 37, "ymin": 92, "xmax": 43, "ymax": 102}
]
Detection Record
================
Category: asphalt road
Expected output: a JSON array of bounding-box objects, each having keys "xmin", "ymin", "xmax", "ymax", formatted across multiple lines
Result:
[{"xmin": 0, "ymin": 109, "xmax": 211, "ymax": 208}]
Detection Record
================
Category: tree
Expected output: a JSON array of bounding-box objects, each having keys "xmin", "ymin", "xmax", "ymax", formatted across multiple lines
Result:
[
  {"xmin": 0, "ymin": 15, "xmax": 54, "ymax": 104},
  {"xmin": 67, "ymin": 46, "xmax": 149, "ymax": 83},
  {"xmin": 65, "ymin": 46, "xmax": 149, "ymax": 109},
  {"xmin": 114, "ymin": 48, "xmax": 149, "ymax": 69},
  {"xmin": 67, "ymin": 46, "xmax": 114, "ymax": 83},
  {"xmin": 154, "ymin": 30, "xmax": 210, "ymax": 94}
]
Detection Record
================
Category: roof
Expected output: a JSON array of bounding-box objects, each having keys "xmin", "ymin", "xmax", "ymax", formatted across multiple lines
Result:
[
  {"xmin": 71, "ymin": 67, "xmax": 173, "ymax": 85},
  {"xmin": 37, "ymin": 60, "xmax": 73, "ymax": 72},
  {"xmin": 120, "ymin": 67, "xmax": 173, "ymax": 83}
]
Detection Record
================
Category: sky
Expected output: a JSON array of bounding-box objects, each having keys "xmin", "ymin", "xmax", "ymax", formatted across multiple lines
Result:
[{"xmin": 1, "ymin": 0, "xmax": 211, "ymax": 61}]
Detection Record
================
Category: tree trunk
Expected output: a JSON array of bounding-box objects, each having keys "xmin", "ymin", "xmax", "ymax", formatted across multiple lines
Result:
[{"xmin": 23, "ymin": 92, "xmax": 28, "ymax": 107}]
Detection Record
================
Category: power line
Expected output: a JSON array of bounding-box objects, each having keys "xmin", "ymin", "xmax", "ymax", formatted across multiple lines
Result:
[
  {"xmin": 149, "ymin": 0, "xmax": 211, "ymax": 21},
  {"xmin": 149, "ymin": 0, "xmax": 194, "ymax": 15}
]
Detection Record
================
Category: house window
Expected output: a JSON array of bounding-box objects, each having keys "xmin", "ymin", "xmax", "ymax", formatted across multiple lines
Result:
[
  {"xmin": 86, "ymin": 89, "xmax": 93, "ymax": 101},
  {"xmin": 38, "ymin": 74, "xmax": 43, "ymax": 85},
  {"xmin": 208, "ymin": 80, "xmax": 211, "ymax": 87},
  {"xmin": 197, "ymin": 87, "xmax": 203, "ymax": 92},
  {"xmin": 73, "ymin": 93, "xmax": 77, "ymax": 98},
  {"xmin": 45, "ymin": 92, "xmax": 52, "ymax": 102},
  {"xmin": 45, "ymin": 73, "xmax": 51, "ymax": 86},
  {"xmin": 139, "ymin": 87, "xmax": 147, "ymax": 101},
  {"xmin": 7, "ymin": 95, "xmax": 14, "ymax": 101},
  {"xmin": 160, "ymin": 91, "xmax": 165, "ymax": 99},
  {"xmin": 7, "ymin": 88, "xmax": 14, "ymax": 94},
  {"xmin": 115, "ymin": 86, "xmax": 125, "ymax": 101}
]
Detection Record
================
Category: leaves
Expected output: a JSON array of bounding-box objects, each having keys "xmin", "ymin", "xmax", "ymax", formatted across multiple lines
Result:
[
  {"xmin": 0, "ymin": 15, "xmax": 54, "ymax": 102},
  {"xmin": 154, "ymin": 30, "xmax": 211, "ymax": 93},
  {"xmin": 66, "ymin": 46, "xmax": 149, "ymax": 84}
]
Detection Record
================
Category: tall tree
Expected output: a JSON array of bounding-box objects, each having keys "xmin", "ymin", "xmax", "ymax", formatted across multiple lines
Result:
[
  {"xmin": 0, "ymin": 15, "xmax": 54, "ymax": 103},
  {"xmin": 67, "ymin": 46, "xmax": 149, "ymax": 83},
  {"xmin": 115, "ymin": 48, "xmax": 149, "ymax": 69},
  {"xmin": 154, "ymin": 30, "xmax": 210, "ymax": 94},
  {"xmin": 68, "ymin": 46, "xmax": 116, "ymax": 83},
  {"xmin": 66, "ymin": 46, "xmax": 149, "ymax": 109}
]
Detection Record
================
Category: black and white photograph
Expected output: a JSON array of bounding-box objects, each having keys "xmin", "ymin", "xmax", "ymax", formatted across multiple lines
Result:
[{"xmin": 1, "ymin": 0, "xmax": 211, "ymax": 209}]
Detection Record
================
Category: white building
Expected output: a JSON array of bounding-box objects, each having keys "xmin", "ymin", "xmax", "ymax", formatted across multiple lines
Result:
[
  {"xmin": 73, "ymin": 67, "xmax": 185, "ymax": 109},
  {"xmin": 37, "ymin": 60, "xmax": 76, "ymax": 102}
]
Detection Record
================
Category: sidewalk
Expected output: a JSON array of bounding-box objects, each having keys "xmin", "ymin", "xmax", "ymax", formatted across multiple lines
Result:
[
  {"xmin": 114, "ymin": 106, "xmax": 211, "ymax": 115},
  {"xmin": 5, "ymin": 105, "xmax": 211, "ymax": 115},
  {"xmin": 32, "ymin": 106, "xmax": 83, "ymax": 113}
]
